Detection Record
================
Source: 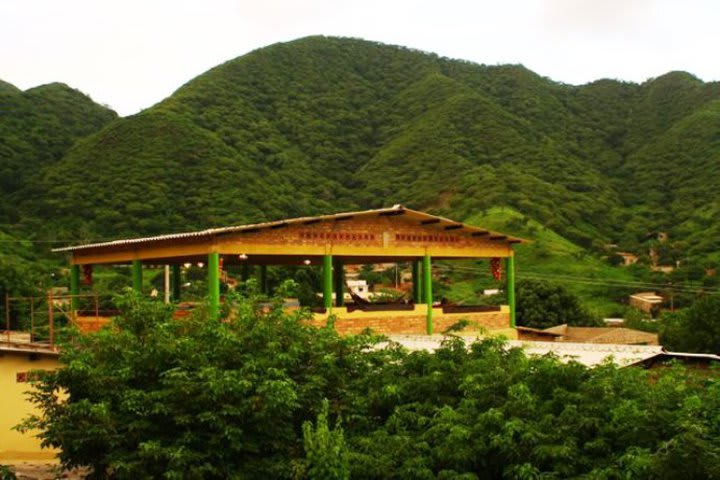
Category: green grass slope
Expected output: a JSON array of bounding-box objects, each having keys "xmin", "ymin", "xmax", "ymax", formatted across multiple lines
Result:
[{"xmin": 463, "ymin": 207, "xmax": 643, "ymax": 316}]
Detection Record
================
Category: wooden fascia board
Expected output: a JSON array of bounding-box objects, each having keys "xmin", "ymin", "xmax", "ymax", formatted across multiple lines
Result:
[
  {"xmin": 72, "ymin": 242, "xmax": 512, "ymax": 264},
  {"xmin": 71, "ymin": 242, "xmax": 214, "ymax": 265}
]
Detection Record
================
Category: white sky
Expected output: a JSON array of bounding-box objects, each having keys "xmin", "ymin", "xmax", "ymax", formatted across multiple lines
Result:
[{"xmin": 1, "ymin": 0, "xmax": 718, "ymax": 116}]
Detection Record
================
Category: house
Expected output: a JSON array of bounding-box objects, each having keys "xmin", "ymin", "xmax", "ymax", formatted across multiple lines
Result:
[
  {"xmin": 629, "ymin": 292, "xmax": 664, "ymax": 314},
  {"xmin": 616, "ymin": 252, "xmax": 639, "ymax": 266},
  {"xmin": 0, "ymin": 344, "xmax": 59, "ymax": 460}
]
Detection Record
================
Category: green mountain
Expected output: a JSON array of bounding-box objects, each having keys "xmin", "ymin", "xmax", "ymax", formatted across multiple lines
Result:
[
  {"xmin": 0, "ymin": 81, "xmax": 117, "ymax": 224},
  {"xmin": 6, "ymin": 37, "xmax": 720, "ymax": 270}
]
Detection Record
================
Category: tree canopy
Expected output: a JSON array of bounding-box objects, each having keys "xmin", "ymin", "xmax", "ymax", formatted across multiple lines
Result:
[
  {"xmin": 2, "ymin": 37, "xmax": 720, "ymax": 265},
  {"xmin": 660, "ymin": 295, "xmax": 720, "ymax": 353},
  {"xmin": 21, "ymin": 287, "xmax": 720, "ymax": 479},
  {"xmin": 515, "ymin": 279, "xmax": 599, "ymax": 329}
]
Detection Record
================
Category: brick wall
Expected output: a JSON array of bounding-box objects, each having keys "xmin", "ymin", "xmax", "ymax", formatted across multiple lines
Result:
[
  {"xmin": 73, "ymin": 316, "xmax": 111, "ymax": 333},
  {"xmin": 306, "ymin": 310, "xmax": 510, "ymax": 335},
  {"xmin": 218, "ymin": 214, "xmax": 507, "ymax": 255}
]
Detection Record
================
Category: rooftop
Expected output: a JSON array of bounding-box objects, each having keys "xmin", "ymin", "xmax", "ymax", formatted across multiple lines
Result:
[
  {"xmin": 384, "ymin": 334, "xmax": 664, "ymax": 367},
  {"xmin": 53, "ymin": 204, "xmax": 526, "ymax": 253}
]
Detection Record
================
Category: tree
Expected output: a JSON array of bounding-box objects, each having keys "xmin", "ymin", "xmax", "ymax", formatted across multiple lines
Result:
[
  {"xmin": 19, "ymin": 286, "xmax": 720, "ymax": 479},
  {"xmin": 302, "ymin": 399, "xmax": 349, "ymax": 480},
  {"xmin": 660, "ymin": 295, "xmax": 720, "ymax": 353},
  {"xmin": 19, "ymin": 284, "xmax": 379, "ymax": 478},
  {"xmin": 515, "ymin": 279, "xmax": 599, "ymax": 329}
]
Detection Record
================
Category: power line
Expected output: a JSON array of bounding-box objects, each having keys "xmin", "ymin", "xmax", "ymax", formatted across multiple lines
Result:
[{"xmin": 433, "ymin": 263, "xmax": 720, "ymax": 294}]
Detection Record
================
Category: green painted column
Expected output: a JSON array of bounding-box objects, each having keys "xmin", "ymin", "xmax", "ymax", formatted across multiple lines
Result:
[
  {"xmin": 323, "ymin": 255, "xmax": 333, "ymax": 309},
  {"xmin": 412, "ymin": 261, "xmax": 421, "ymax": 303},
  {"xmin": 423, "ymin": 255, "xmax": 433, "ymax": 335},
  {"xmin": 208, "ymin": 252, "xmax": 220, "ymax": 319},
  {"xmin": 172, "ymin": 264, "xmax": 182, "ymax": 301},
  {"xmin": 131, "ymin": 260, "xmax": 143, "ymax": 292},
  {"xmin": 333, "ymin": 259, "xmax": 345, "ymax": 307},
  {"xmin": 259, "ymin": 265, "xmax": 268, "ymax": 295},
  {"xmin": 506, "ymin": 253, "xmax": 516, "ymax": 328},
  {"xmin": 70, "ymin": 264, "xmax": 80, "ymax": 310}
]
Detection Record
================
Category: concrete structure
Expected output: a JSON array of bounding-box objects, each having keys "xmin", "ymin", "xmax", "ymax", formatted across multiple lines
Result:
[
  {"xmin": 53, "ymin": 205, "xmax": 526, "ymax": 336},
  {"xmin": 629, "ymin": 292, "xmax": 664, "ymax": 314}
]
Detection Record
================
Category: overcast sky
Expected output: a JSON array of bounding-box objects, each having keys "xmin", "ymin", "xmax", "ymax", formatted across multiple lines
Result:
[{"xmin": 2, "ymin": 0, "xmax": 718, "ymax": 116}]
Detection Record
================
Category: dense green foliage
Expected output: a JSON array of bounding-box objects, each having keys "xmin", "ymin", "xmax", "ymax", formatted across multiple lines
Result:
[
  {"xmin": 303, "ymin": 400, "xmax": 350, "ymax": 480},
  {"xmin": 22, "ymin": 290, "xmax": 720, "ymax": 479},
  {"xmin": 0, "ymin": 464, "xmax": 16, "ymax": 480},
  {"xmin": 0, "ymin": 81, "xmax": 115, "ymax": 303},
  {"xmin": 660, "ymin": 296, "xmax": 720, "ymax": 353},
  {"xmin": 1, "ymin": 37, "xmax": 718, "ymax": 260},
  {"xmin": 2, "ymin": 36, "xmax": 719, "ymax": 319},
  {"xmin": 0, "ymin": 81, "xmax": 116, "ymax": 225},
  {"xmin": 515, "ymin": 279, "xmax": 599, "ymax": 329},
  {"xmin": 21, "ymin": 286, "xmax": 377, "ymax": 478},
  {"xmin": 0, "ymin": 229, "xmax": 55, "ymax": 322}
]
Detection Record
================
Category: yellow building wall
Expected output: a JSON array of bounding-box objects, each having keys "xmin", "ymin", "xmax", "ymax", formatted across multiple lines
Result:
[{"xmin": 0, "ymin": 351, "xmax": 59, "ymax": 461}]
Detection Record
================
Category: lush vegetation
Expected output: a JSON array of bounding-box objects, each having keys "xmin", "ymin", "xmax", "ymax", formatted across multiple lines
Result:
[
  {"xmin": 660, "ymin": 296, "xmax": 720, "ymax": 353},
  {"xmin": 515, "ymin": 279, "xmax": 599, "ymax": 329},
  {"xmin": 1, "ymin": 37, "xmax": 719, "ymax": 255},
  {"xmin": 0, "ymin": 230, "xmax": 57, "ymax": 323},
  {"xmin": 0, "ymin": 81, "xmax": 116, "ymax": 225},
  {"xmin": 21, "ymin": 289, "xmax": 720, "ymax": 479},
  {"xmin": 2, "ymin": 36, "xmax": 719, "ymax": 319}
]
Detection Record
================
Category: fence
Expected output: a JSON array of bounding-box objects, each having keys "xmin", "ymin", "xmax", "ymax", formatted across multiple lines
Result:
[{"xmin": 2, "ymin": 292, "xmax": 112, "ymax": 348}]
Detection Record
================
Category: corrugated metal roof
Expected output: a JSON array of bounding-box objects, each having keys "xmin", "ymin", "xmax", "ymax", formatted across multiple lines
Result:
[
  {"xmin": 52, "ymin": 205, "xmax": 527, "ymax": 253},
  {"xmin": 383, "ymin": 334, "xmax": 664, "ymax": 367}
]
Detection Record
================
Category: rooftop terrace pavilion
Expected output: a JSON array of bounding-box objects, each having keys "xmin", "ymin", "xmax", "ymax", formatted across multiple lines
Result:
[{"xmin": 53, "ymin": 205, "xmax": 526, "ymax": 336}]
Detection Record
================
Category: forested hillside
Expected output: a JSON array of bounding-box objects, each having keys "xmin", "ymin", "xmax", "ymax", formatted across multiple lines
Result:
[
  {"xmin": 3, "ymin": 36, "xmax": 720, "ymax": 267},
  {"xmin": 0, "ymin": 81, "xmax": 117, "ymax": 225}
]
